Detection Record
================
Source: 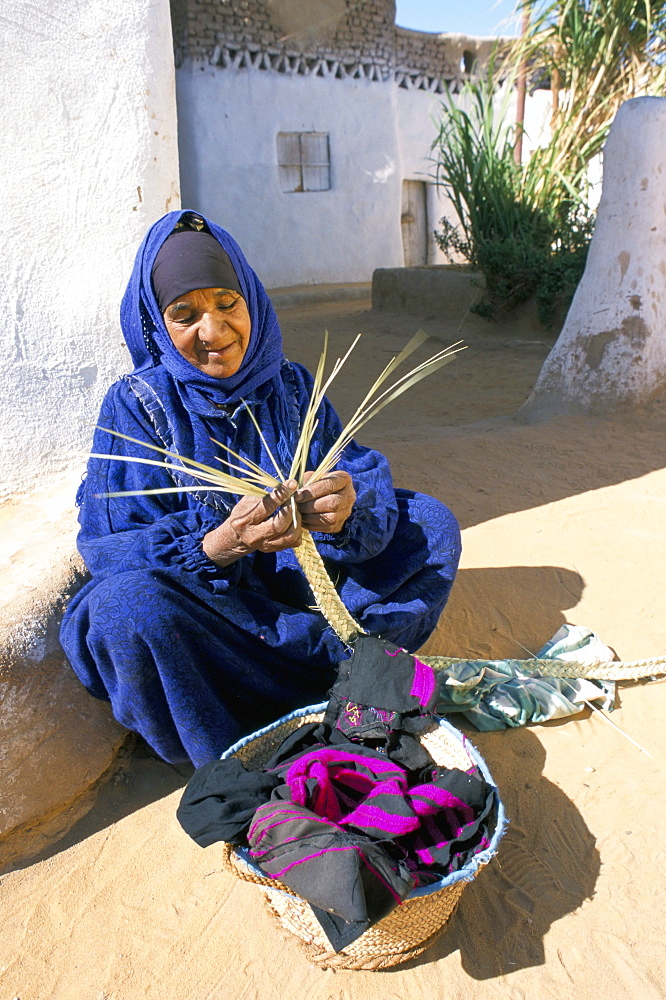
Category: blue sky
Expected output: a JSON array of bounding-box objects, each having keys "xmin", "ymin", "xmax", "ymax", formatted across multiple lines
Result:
[{"xmin": 395, "ymin": 0, "xmax": 522, "ymax": 37}]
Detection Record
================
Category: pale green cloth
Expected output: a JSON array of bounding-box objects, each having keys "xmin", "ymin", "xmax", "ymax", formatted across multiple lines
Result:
[{"xmin": 436, "ymin": 625, "xmax": 615, "ymax": 731}]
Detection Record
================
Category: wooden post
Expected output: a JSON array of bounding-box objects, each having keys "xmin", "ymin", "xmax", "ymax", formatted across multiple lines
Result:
[{"xmin": 514, "ymin": 7, "xmax": 531, "ymax": 165}]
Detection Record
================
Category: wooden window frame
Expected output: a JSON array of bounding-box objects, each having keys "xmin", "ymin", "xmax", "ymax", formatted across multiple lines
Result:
[{"xmin": 277, "ymin": 131, "xmax": 331, "ymax": 193}]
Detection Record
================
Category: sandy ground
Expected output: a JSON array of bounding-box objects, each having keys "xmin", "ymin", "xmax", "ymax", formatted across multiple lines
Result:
[{"xmin": 2, "ymin": 297, "xmax": 666, "ymax": 999}]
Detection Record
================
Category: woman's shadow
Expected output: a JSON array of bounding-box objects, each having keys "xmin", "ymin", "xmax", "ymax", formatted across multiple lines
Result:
[
  {"xmin": 392, "ymin": 722, "xmax": 600, "ymax": 977},
  {"xmin": 419, "ymin": 563, "xmax": 587, "ymax": 662}
]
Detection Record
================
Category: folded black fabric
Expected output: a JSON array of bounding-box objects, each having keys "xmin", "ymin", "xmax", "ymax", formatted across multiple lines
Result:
[
  {"xmin": 176, "ymin": 756, "xmax": 280, "ymax": 846},
  {"xmin": 252, "ymin": 738, "xmax": 493, "ymax": 950},
  {"xmin": 176, "ymin": 725, "xmax": 422, "ymax": 850},
  {"xmin": 324, "ymin": 636, "xmax": 438, "ymax": 746},
  {"xmin": 400, "ymin": 765, "xmax": 495, "ymax": 874},
  {"xmin": 385, "ymin": 731, "xmax": 436, "ymax": 771},
  {"xmin": 328, "ymin": 635, "xmax": 439, "ymax": 715},
  {"xmin": 248, "ymin": 800, "xmax": 414, "ymax": 919},
  {"xmin": 262, "ymin": 721, "xmax": 403, "ymax": 773}
]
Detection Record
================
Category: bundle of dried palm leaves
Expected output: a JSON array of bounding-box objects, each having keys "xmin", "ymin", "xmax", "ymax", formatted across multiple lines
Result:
[
  {"xmin": 92, "ymin": 330, "xmax": 666, "ymax": 683},
  {"xmin": 95, "ymin": 330, "xmax": 464, "ymax": 506}
]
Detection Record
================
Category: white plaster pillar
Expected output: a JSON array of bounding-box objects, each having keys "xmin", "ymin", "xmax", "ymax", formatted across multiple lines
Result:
[
  {"xmin": 526, "ymin": 97, "xmax": 666, "ymax": 414},
  {"xmin": 0, "ymin": 0, "xmax": 180, "ymax": 497}
]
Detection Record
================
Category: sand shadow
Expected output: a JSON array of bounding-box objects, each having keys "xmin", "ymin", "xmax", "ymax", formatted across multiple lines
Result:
[
  {"xmin": 280, "ymin": 301, "xmax": 666, "ymax": 527},
  {"xmin": 389, "ymin": 724, "xmax": 600, "ymax": 976},
  {"xmin": 419, "ymin": 564, "xmax": 585, "ymax": 661},
  {"xmin": 4, "ymin": 738, "xmax": 194, "ymax": 875}
]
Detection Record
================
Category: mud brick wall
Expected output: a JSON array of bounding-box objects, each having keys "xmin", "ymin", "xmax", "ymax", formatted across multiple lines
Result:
[
  {"xmin": 171, "ymin": 0, "xmax": 395, "ymax": 74},
  {"xmin": 170, "ymin": 0, "xmax": 493, "ymax": 87}
]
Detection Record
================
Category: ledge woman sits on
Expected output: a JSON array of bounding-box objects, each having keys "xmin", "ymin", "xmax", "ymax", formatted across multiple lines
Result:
[{"xmin": 60, "ymin": 211, "xmax": 461, "ymax": 768}]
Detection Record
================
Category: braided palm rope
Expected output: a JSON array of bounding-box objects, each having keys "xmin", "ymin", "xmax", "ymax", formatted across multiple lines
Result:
[
  {"xmin": 296, "ymin": 530, "xmax": 366, "ymax": 643},
  {"xmin": 424, "ymin": 654, "xmax": 666, "ymax": 681},
  {"xmin": 294, "ymin": 530, "xmax": 666, "ymax": 681}
]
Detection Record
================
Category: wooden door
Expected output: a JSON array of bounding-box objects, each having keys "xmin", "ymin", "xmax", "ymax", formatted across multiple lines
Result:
[{"xmin": 401, "ymin": 180, "xmax": 427, "ymax": 267}]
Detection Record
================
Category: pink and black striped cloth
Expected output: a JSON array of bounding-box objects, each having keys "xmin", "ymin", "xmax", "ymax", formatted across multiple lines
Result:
[{"xmin": 178, "ymin": 637, "xmax": 494, "ymax": 950}]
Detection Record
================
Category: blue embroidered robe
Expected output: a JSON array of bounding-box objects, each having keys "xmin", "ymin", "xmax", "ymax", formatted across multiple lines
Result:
[{"xmin": 59, "ymin": 211, "xmax": 461, "ymax": 767}]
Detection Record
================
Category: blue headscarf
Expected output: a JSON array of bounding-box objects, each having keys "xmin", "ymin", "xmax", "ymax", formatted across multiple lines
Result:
[{"xmin": 120, "ymin": 211, "xmax": 284, "ymax": 409}]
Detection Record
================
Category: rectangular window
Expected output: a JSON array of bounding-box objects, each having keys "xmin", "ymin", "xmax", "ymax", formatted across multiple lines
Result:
[{"xmin": 277, "ymin": 132, "xmax": 330, "ymax": 193}]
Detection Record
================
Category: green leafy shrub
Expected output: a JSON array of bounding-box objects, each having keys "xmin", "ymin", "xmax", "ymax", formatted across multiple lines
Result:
[
  {"xmin": 432, "ymin": 69, "xmax": 594, "ymax": 324},
  {"xmin": 433, "ymin": 0, "xmax": 664, "ymax": 325}
]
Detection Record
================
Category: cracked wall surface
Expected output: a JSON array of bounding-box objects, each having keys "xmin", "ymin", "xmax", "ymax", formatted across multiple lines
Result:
[
  {"xmin": 528, "ymin": 98, "xmax": 666, "ymax": 412},
  {"xmin": 1, "ymin": 0, "xmax": 180, "ymax": 498}
]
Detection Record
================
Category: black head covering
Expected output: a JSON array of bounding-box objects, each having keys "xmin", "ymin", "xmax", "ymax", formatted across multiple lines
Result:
[{"xmin": 151, "ymin": 229, "xmax": 243, "ymax": 312}]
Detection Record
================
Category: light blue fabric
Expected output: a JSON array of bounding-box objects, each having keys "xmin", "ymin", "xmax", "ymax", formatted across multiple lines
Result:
[{"xmin": 436, "ymin": 625, "xmax": 616, "ymax": 731}]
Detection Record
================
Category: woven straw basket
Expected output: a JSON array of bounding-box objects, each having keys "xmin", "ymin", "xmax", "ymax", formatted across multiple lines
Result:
[{"xmin": 219, "ymin": 703, "xmax": 506, "ymax": 970}]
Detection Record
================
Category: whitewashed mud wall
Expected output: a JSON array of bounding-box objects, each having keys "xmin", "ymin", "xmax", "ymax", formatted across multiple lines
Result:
[
  {"xmin": 171, "ymin": 0, "xmax": 515, "ymax": 287},
  {"xmin": 0, "ymin": 0, "xmax": 180, "ymax": 498},
  {"xmin": 175, "ymin": 59, "xmax": 547, "ymax": 286},
  {"xmin": 177, "ymin": 66, "xmax": 545, "ymax": 285},
  {"xmin": 527, "ymin": 97, "xmax": 666, "ymax": 413},
  {"xmin": 176, "ymin": 66, "xmax": 404, "ymax": 287},
  {"xmin": 395, "ymin": 84, "xmax": 457, "ymax": 266}
]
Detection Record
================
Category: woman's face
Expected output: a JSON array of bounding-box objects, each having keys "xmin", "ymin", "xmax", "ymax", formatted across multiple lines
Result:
[{"xmin": 163, "ymin": 287, "xmax": 251, "ymax": 379}]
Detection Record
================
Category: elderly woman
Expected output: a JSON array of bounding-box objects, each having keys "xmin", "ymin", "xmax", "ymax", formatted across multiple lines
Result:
[{"xmin": 60, "ymin": 211, "xmax": 461, "ymax": 768}]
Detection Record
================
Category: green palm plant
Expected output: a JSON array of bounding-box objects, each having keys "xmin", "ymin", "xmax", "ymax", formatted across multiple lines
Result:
[
  {"xmin": 433, "ymin": 0, "xmax": 664, "ymax": 322},
  {"xmin": 432, "ymin": 64, "xmax": 591, "ymax": 321},
  {"xmin": 512, "ymin": 0, "xmax": 666, "ymax": 183}
]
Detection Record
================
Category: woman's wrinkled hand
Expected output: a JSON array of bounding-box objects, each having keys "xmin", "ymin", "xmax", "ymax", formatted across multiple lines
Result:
[
  {"xmin": 295, "ymin": 470, "xmax": 356, "ymax": 534},
  {"xmin": 202, "ymin": 480, "xmax": 301, "ymax": 566}
]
